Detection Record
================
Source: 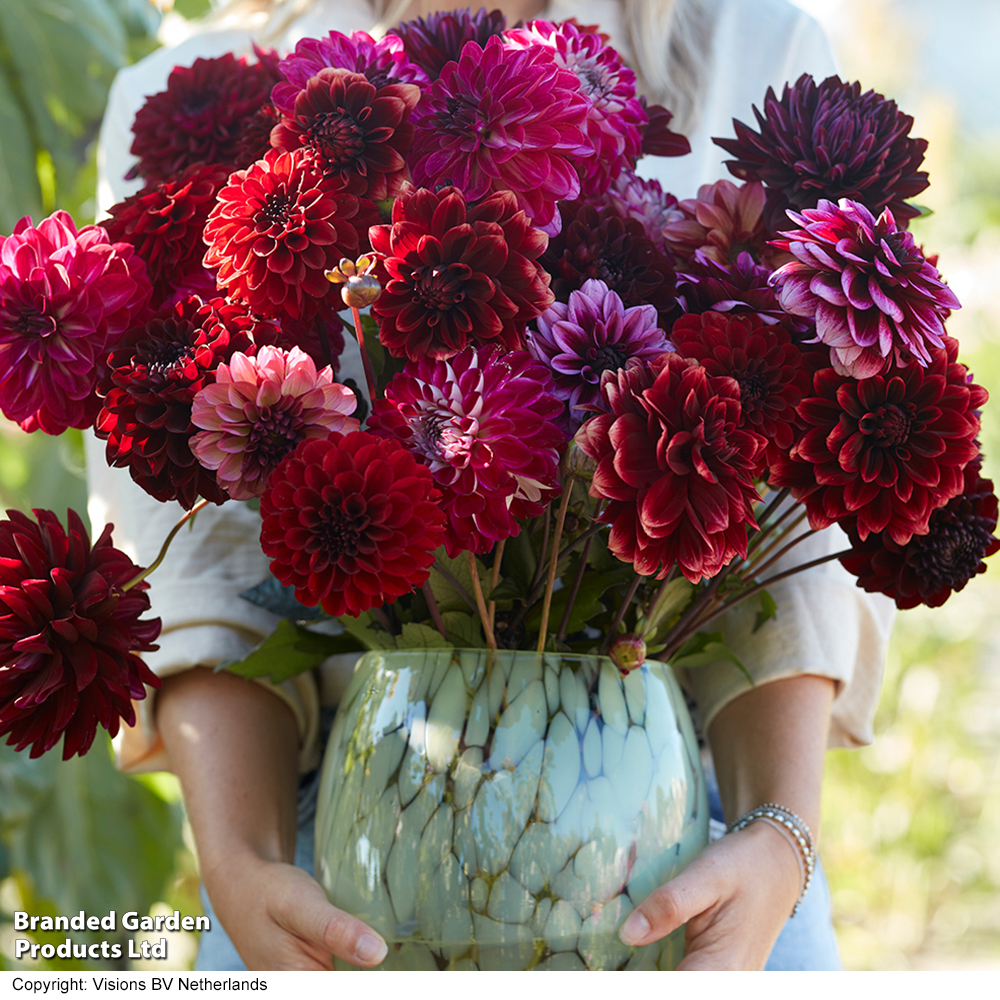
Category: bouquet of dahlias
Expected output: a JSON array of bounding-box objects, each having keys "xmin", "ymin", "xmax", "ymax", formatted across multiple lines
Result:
[{"xmin": 0, "ymin": 6, "xmax": 996, "ymax": 767}]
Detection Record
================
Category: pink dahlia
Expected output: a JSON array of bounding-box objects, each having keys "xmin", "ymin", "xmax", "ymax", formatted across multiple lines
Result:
[
  {"xmin": 409, "ymin": 35, "xmax": 592, "ymax": 235},
  {"xmin": 597, "ymin": 170, "xmax": 682, "ymax": 252},
  {"xmin": 368, "ymin": 344, "xmax": 565, "ymax": 556},
  {"xmin": 260, "ymin": 431, "xmax": 446, "ymax": 617},
  {"xmin": 0, "ymin": 509, "xmax": 160, "ymax": 759},
  {"xmin": 527, "ymin": 278, "xmax": 672, "ymax": 424},
  {"xmin": 393, "ymin": 7, "xmax": 508, "ymax": 79},
  {"xmin": 190, "ymin": 346, "xmax": 358, "ymax": 500},
  {"xmin": 0, "ymin": 211, "xmax": 151, "ymax": 435},
  {"xmin": 771, "ymin": 198, "xmax": 961, "ymax": 378},
  {"xmin": 576, "ymin": 354, "xmax": 764, "ymax": 583}
]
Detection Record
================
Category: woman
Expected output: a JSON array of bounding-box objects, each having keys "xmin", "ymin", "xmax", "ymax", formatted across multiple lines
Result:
[{"xmin": 89, "ymin": 0, "xmax": 895, "ymax": 970}]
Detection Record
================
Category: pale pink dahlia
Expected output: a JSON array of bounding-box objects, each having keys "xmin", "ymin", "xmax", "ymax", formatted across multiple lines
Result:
[
  {"xmin": 597, "ymin": 170, "xmax": 683, "ymax": 252},
  {"xmin": 409, "ymin": 35, "xmax": 592, "ymax": 235},
  {"xmin": 368, "ymin": 344, "xmax": 565, "ymax": 556},
  {"xmin": 0, "ymin": 211, "xmax": 151, "ymax": 434},
  {"xmin": 771, "ymin": 198, "xmax": 960, "ymax": 378},
  {"xmin": 190, "ymin": 345, "xmax": 358, "ymax": 500}
]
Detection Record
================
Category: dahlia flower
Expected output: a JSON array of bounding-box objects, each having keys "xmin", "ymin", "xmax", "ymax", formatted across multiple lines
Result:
[
  {"xmin": 393, "ymin": 6, "xmax": 508, "ymax": 79},
  {"xmin": 0, "ymin": 509, "xmax": 160, "ymax": 759},
  {"xmin": 190, "ymin": 346, "xmax": 358, "ymax": 500},
  {"xmin": 715, "ymin": 74, "xmax": 929, "ymax": 230},
  {"xmin": 768, "ymin": 337, "xmax": 987, "ymax": 545},
  {"xmin": 96, "ymin": 296, "xmax": 256, "ymax": 509},
  {"xmin": 252, "ymin": 313, "xmax": 346, "ymax": 372},
  {"xmin": 839, "ymin": 458, "xmax": 999, "ymax": 609},
  {"xmin": 233, "ymin": 102, "xmax": 282, "ymax": 169},
  {"xmin": 260, "ymin": 431, "xmax": 446, "ymax": 616},
  {"xmin": 771, "ymin": 199, "xmax": 961, "ymax": 378},
  {"xmin": 0, "ymin": 211, "xmax": 151, "ymax": 435},
  {"xmin": 576, "ymin": 354, "xmax": 764, "ymax": 583},
  {"xmin": 527, "ymin": 278, "xmax": 672, "ymax": 424},
  {"xmin": 409, "ymin": 35, "xmax": 592, "ymax": 235},
  {"xmin": 370, "ymin": 186, "xmax": 553, "ymax": 361},
  {"xmin": 639, "ymin": 97, "xmax": 691, "ymax": 158},
  {"xmin": 203, "ymin": 148, "xmax": 377, "ymax": 323},
  {"xmin": 598, "ymin": 170, "xmax": 682, "ymax": 251},
  {"xmin": 368, "ymin": 345, "xmax": 565, "ymax": 556}
]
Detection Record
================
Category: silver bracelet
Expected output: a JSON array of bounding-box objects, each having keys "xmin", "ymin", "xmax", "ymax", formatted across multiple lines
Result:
[{"xmin": 727, "ymin": 803, "xmax": 816, "ymax": 917}]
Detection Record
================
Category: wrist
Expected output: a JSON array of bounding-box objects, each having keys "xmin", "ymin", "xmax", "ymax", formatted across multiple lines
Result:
[{"xmin": 731, "ymin": 820, "xmax": 802, "ymax": 915}]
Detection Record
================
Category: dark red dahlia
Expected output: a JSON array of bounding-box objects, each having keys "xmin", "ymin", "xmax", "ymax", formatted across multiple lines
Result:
[
  {"xmin": 370, "ymin": 186, "xmax": 553, "ymax": 361},
  {"xmin": 769, "ymin": 337, "xmax": 987, "ymax": 545},
  {"xmin": 542, "ymin": 201, "xmax": 678, "ymax": 327},
  {"xmin": 714, "ymin": 74, "xmax": 929, "ymax": 231},
  {"xmin": 259, "ymin": 431, "xmax": 446, "ymax": 616},
  {"xmin": 368, "ymin": 345, "xmax": 565, "ymax": 556},
  {"xmin": 393, "ymin": 6, "xmax": 508, "ymax": 79},
  {"xmin": 671, "ymin": 311, "xmax": 813, "ymax": 473},
  {"xmin": 639, "ymin": 98, "xmax": 691, "ymax": 158},
  {"xmin": 202, "ymin": 148, "xmax": 376, "ymax": 324},
  {"xmin": 575, "ymin": 354, "xmax": 764, "ymax": 583},
  {"xmin": 128, "ymin": 52, "xmax": 281, "ymax": 183},
  {"xmin": 95, "ymin": 296, "xmax": 256, "ymax": 509},
  {"xmin": 0, "ymin": 509, "xmax": 161, "ymax": 759},
  {"xmin": 233, "ymin": 102, "xmax": 282, "ymax": 169},
  {"xmin": 103, "ymin": 163, "xmax": 230, "ymax": 308},
  {"xmin": 270, "ymin": 68, "xmax": 420, "ymax": 200},
  {"xmin": 839, "ymin": 458, "xmax": 999, "ymax": 609}
]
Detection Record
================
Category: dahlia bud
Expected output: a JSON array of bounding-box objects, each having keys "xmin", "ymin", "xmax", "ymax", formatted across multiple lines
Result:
[
  {"xmin": 608, "ymin": 633, "xmax": 647, "ymax": 674},
  {"xmin": 562, "ymin": 439, "xmax": 596, "ymax": 481},
  {"xmin": 325, "ymin": 255, "xmax": 382, "ymax": 308}
]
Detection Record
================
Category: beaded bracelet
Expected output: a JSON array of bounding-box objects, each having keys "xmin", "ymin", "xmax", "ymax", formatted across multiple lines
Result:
[{"xmin": 727, "ymin": 803, "xmax": 816, "ymax": 917}]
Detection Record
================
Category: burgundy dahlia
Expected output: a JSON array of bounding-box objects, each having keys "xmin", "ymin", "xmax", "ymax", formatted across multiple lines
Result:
[
  {"xmin": 0, "ymin": 509, "xmax": 161, "ymax": 759},
  {"xmin": 769, "ymin": 337, "xmax": 987, "ymax": 545},
  {"xmin": 370, "ymin": 186, "xmax": 553, "ymax": 361},
  {"xmin": 0, "ymin": 211, "xmax": 151, "ymax": 435},
  {"xmin": 639, "ymin": 98, "xmax": 691, "ymax": 158},
  {"xmin": 270, "ymin": 68, "xmax": 420, "ymax": 200},
  {"xmin": 202, "ymin": 148, "xmax": 377, "ymax": 324},
  {"xmin": 368, "ymin": 345, "xmax": 565, "ymax": 556},
  {"xmin": 128, "ymin": 52, "xmax": 281, "ymax": 183},
  {"xmin": 260, "ymin": 431, "xmax": 446, "ymax": 616},
  {"xmin": 394, "ymin": 6, "xmax": 507, "ymax": 79},
  {"xmin": 96, "ymin": 296, "xmax": 256, "ymax": 509},
  {"xmin": 576, "ymin": 354, "xmax": 764, "ymax": 582},
  {"xmin": 714, "ymin": 74, "xmax": 930, "ymax": 231},
  {"xmin": 771, "ymin": 199, "xmax": 960, "ymax": 378},
  {"xmin": 409, "ymin": 35, "xmax": 592, "ymax": 235},
  {"xmin": 839, "ymin": 458, "xmax": 1000, "ymax": 609},
  {"xmin": 233, "ymin": 102, "xmax": 282, "ymax": 169}
]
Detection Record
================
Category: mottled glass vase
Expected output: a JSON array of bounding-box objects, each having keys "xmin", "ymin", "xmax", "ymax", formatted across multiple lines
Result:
[{"xmin": 316, "ymin": 649, "xmax": 708, "ymax": 970}]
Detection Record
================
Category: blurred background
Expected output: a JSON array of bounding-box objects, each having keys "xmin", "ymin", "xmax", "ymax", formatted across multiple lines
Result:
[{"xmin": 0, "ymin": 0, "xmax": 997, "ymax": 972}]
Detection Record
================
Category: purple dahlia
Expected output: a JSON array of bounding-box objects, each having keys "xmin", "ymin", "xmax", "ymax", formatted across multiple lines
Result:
[{"xmin": 393, "ymin": 6, "xmax": 508, "ymax": 79}]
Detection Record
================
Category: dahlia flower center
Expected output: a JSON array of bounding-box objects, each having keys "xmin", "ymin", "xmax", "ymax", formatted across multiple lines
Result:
[
  {"xmin": 879, "ymin": 231, "xmax": 922, "ymax": 275},
  {"xmin": 412, "ymin": 406, "xmax": 479, "ymax": 467},
  {"xmin": 306, "ymin": 111, "xmax": 367, "ymax": 168},
  {"xmin": 245, "ymin": 407, "xmax": 304, "ymax": 466},
  {"xmin": 585, "ymin": 343, "xmax": 628, "ymax": 380},
  {"xmin": 316, "ymin": 504, "xmax": 364, "ymax": 558},
  {"xmin": 735, "ymin": 368, "xmax": 771, "ymax": 409},
  {"xmin": 14, "ymin": 308, "xmax": 56, "ymax": 341},
  {"xmin": 579, "ymin": 63, "xmax": 612, "ymax": 103},
  {"xmin": 257, "ymin": 193, "xmax": 295, "ymax": 232},
  {"xmin": 139, "ymin": 335, "xmax": 194, "ymax": 378},
  {"xmin": 414, "ymin": 264, "xmax": 470, "ymax": 312},
  {"xmin": 442, "ymin": 96, "xmax": 490, "ymax": 143},
  {"xmin": 859, "ymin": 402, "xmax": 915, "ymax": 448},
  {"xmin": 910, "ymin": 525, "xmax": 984, "ymax": 588}
]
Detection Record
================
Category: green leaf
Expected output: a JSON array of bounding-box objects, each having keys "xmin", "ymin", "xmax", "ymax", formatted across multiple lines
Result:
[
  {"xmin": 427, "ymin": 548, "xmax": 485, "ymax": 614},
  {"xmin": 239, "ymin": 575, "xmax": 328, "ymax": 621},
  {"xmin": 0, "ymin": 65, "xmax": 41, "ymax": 231},
  {"xmin": 337, "ymin": 609, "xmax": 398, "ymax": 651},
  {"xmin": 639, "ymin": 577, "xmax": 696, "ymax": 637},
  {"xmin": 753, "ymin": 589, "xmax": 778, "ymax": 633},
  {"xmin": 487, "ymin": 578, "xmax": 522, "ymax": 602},
  {"xmin": 671, "ymin": 631, "xmax": 754, "ymax": 686},
  {"xmin": 500, "ymin": 529, "xmax": 536, "ymax": 599},
  {"xmin": 224, "ymin": 619, "xmax": 355, "ymax": 683},
  {"xmin": 440, "ymin": 611, "xmax": 482, "ymax": 648},
  {"xmin": 908, "ymin": 203, "xmax": 934, "ymax": 219},
  {"xmin": 398, "ymin": 622, "xmax": 452, "ymax": 650},
  {"xmin": 525, "ymin": 566, "xmax": 633, "ymax": 634}
]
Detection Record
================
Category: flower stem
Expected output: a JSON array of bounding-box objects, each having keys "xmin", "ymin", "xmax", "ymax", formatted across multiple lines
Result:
[
  {"xmin": 350, "ymin": 305, "xmax": 379, "ymax": 403},
  {"xmin": 742, "ymin": 508, "xmax": 809, "ymax": 575},
  {"xmin": 537, "ymin": 483, "xmax": 573, "ymax": 653},
  {"xmin": 487, "ymin": 538, "xmax": 506, "ymax": 636},
  {"xmin": 556, "ymin": 533, "xmax": 593, "ymax": 641},
  {"xmin": 122, "ymin": 499, "xmax": 210, "ymax": 591},
  {"xmin": 466, "ymin": 550, "xmax": 496, "ymax": 650},
  {"xmin": 741, "ymin": 525, "xmax": 817, "ymax": 583},
  {"xmin": 601, "ymin": 573, "xmax": 645, "ymax": 653},
  {"xmin": 530, "ymin": 502, "xmax": 552, "ymax": 593},
  {"xmin": 422, "ymin": 581, "xmax": 448, "ymax": 640}
]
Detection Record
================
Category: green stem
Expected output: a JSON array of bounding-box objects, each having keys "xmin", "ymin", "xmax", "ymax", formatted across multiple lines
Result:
[
  {"xmin": 536, "ymin": 482, "xmax": 573, "ymax": 653},
  {"xmin": 556, "ymin": 534, "xmax": 593, "ymax": 642},
  {"xmin": 122, "ymin": 499, "xmax": 210, "ymax": 591},
  {"xmin": 601, "ymin": 573, "xmax": 644, "ymax": 654}
]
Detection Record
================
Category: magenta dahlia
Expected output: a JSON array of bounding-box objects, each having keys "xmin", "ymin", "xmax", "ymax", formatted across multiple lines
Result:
[
  {"xmin": 771, "ymin": 198, "xmax": 960, "ymax": 378},
  {"xmin": 393, "ymin": 6, "xmax": 508, "ymax": 79},
  {"xmin": 260, "ymin": 431, "xmax": 446, "ymax": 616},
  {"xmin": 0, "ymin": 509, "xmax": 161, "ymax": 759},
  {"xmin": 714, "ymin": 74, "xmax": 930, "ymax": 231},
  {"xmin": 368, "ymin": 345, "xmax": 565, "ymax": 556},
  {"xmin": 576, "ymin": 353, "xmax": 764, "ymax": 583},
  {"xmin": 370, "ymin": 186, "xmax": 553, "ymax": 361},
  {"xmin": 409, "ymin": 35, "xmax": 592, "ymax": 235},
  {"xmin": 768, "ymin": 337, "xmax": 987, "ymax": 545},
  {"xmin": 190, "ymin": 346, "xmax": 358, "ymax": 500},
  {"xmin": 0, "ymin": 211, "xmax": 151, "ymax": 435}
]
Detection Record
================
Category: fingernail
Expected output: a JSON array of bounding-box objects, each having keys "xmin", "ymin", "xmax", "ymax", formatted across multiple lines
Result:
[
  {"xmin": 619, "ymin": 911, "xmax": 651, "ymax": 946},
  {"xmin": 356, "ymin": 933, "xmax": 387, "ymax": 964}
]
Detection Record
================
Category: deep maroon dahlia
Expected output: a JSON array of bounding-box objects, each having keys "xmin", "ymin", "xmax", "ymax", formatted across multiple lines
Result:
[
  {"xmin": 370, "ymin": 186, "xmax": 553, "ymax": 361},
  {"xmin": 671, "ymin": 311, "xmax": 813, "ymax": 473},
  {"xmin": 270, "ymin": 68, "xmax": 420, "ymax": 200},
  {"xmin": 95, "ymin": 296, "xmax": 256, "ymax": 509},
  {"xmin": 409, "ymin": 35, "xmax": 592, "ymax": 235},
  {"xmin": 202, "ymin": 148, "xmax": 377, "ymax": 323},
  {"xmin": 576, "ymin": 354, "xmax": 764, "ymax": 583},
  {"xmin": 103, "ymin": 163, "xmax": 230, "ymax": 308},
  {"xmin": 394, "ymin": 6, "xmax": 507, "ymax": 79},
  {"xmin": 0, "ymin": 509, "xmax": 160, "ymax": 759},
  {"xmin": 128, "ymin": 52, "xmax": 281, "ymax": 183},
  {"xmin": 769, "ymin": 337, "xmax": 987, "ymax": 545},
  {"xmin": 639, "ymin": 97, "xmax": 692, "ymax": 158},
  {"xmin": 839, "ymin": 458, "xmax": 999, "ymax": 609},
  {"xmin": 542, "ymin": 200, "xmax": 678, "ymax": 326},
  {"xmin": 771, "ymin": 199, "xmax": 960, "ymax": 378},
  {"xmin": 233, "ymin": 102, "xmax": 282, "ymax": 169},
  {"xmin": 260, "ymin": 431, "xmax": 446, "ymax": 616},
  {"xmin": 368, "ymin": 344, "xmax": 565, "ymax": 556},
  {"xmin": 0, "ymin": 211, "xmax": 152, "ymax": 435}
]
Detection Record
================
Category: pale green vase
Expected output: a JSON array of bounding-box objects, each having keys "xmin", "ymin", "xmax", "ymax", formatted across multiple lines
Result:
[{"xmin": 315, "ymin": 649, "xmax": 709, "ymax": 970}]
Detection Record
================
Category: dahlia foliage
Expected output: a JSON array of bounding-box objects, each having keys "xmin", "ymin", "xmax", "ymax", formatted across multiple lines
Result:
[{"xmin": 0, "ymin": 13, "xmax": 994, "ymax": 757}]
